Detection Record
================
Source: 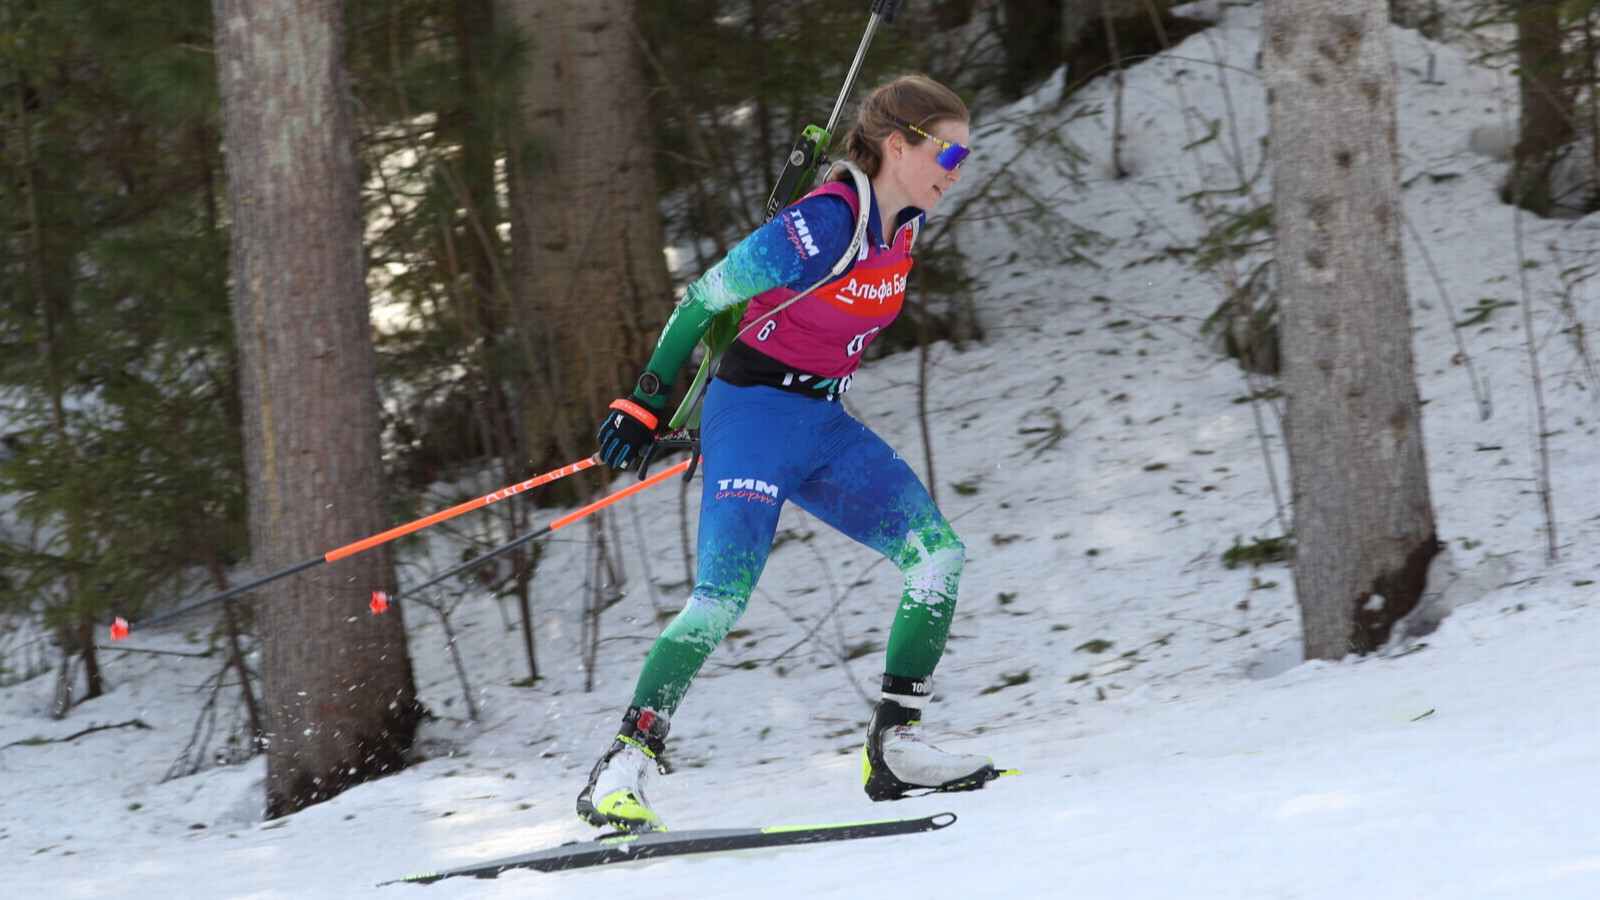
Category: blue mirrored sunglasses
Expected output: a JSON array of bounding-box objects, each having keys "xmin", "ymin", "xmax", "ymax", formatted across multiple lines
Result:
[{"xmin": 885, "ymin": 114, "xmax": 970, "ymax": 171}]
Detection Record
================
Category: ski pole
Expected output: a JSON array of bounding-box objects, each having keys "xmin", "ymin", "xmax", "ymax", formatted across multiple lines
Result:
[
  {"xmin": 370, "ymin": 455, "xmax": 697, "ymax": 611},
  {"xmin": 109, "ymin": 455, "xmax": 599, "ymax": 639}
]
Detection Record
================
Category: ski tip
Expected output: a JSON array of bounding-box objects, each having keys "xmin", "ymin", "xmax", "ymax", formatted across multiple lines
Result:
[
  {"xmin": 930, "ymin": 811, "xmax": 958, "ymax": 829},
  {"xmin": 375, "ymin": 872, "xmax": 439, "ymax": 887}
]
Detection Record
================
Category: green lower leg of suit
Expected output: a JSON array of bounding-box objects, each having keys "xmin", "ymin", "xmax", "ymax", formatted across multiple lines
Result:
[{"xmin": 628, "ymin": 527, "xmax": 964, "ymax": 715}]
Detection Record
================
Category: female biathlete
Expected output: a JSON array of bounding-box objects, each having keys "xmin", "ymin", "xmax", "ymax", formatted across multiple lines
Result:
[{"xmin": 580, "ymin": 75, "xmax": 998, "ymax": 832}]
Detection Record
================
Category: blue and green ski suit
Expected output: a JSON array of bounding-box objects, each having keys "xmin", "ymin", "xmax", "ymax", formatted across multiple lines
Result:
[{"xmin": 628, "ymin": 172, "xmax": 965, "ymax": 715}]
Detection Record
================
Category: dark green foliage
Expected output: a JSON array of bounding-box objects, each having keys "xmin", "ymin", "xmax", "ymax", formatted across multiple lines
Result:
[
  {"xmin": 978, "ymin": 669, "xmax": 1031, "ymax": 694},
  {"xmin": 0, "ymin": 0, "xmax": 242, "ymax": 643},
  {"xmin": 1221, "ymin": 535, "xmax": 1292, "ymax": 570},
  {"xmin": 1199, "ymin": 255, "xmax": 1279, "ymax": 375},
  {"xmin": 344, "ymin": 0, "xmax": 539, "ymax": 491},
  {"xmin": 1178, "ymin": 132, "xmax": 1278, "ymax": 374},
  {"xmin": 0, "ymin": 0, "xmax": 1027, "ymax": 669},
  {"xmin": 351, "ymin": 2, "xmax": 996, "ymax": 488},
  {"xmin": 1454, "ymin": 298, "xmax": 1516, "ymax": 328},
  {"xmin": 637, "ymin": 1, "xmax": 924, "ymax": 244}
]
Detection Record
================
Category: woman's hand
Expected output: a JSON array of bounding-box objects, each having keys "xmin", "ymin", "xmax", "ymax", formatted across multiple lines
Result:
[{"xmin": 596, "ymin": 395, "xmax": 664, "ymax": 470}]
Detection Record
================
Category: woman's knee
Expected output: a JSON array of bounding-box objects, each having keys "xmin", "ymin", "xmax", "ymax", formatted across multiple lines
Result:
[
  {"xmin": 900, "ymin": 514, "xmax": 963, "ymax": 564},
  {"xmin": 909, "ymin": 541, "xmax": 964, "ymax": 580},
  {"xmin": 898, "ymin": 524, "xmax": 964, "ymax": 590},
  {"xmin": 661, "ymin": 589, "xmax": 748, "ymax": 651}
]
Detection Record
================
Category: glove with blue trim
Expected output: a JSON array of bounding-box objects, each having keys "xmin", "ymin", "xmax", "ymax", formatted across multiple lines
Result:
[{"xmin": 596, "ymin": 383, "xmax": 665, "ymax": 471}]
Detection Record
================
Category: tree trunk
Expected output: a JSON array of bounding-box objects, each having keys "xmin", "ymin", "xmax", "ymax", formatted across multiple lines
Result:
[
  {"xmin": 1060, "ymin": 0, "xmax": 1172, "ymax": 89},
  {"xmin": 497, "ymin": 0, "xmax": 674, "ymax": 477},
  {"xmin": 212, "ymin": 0, "xmax": 422, "ymax": 818},
  {"xmin": 1263, "ymin": 0, "xmax": 1438, "ymax": 659},
  {"xmin": 444, "ymin": 0, "xmax": 522, "ymax": 477},
  {"xmin": 1002, "ymin": 0, "xmax": 1064, "ymax": 98},
  {"xmin": 1506, "ymin": 0, "xmax": 1574, "ymax": 216}
]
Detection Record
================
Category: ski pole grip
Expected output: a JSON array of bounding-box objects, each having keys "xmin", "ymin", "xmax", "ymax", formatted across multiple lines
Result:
[
  {"xmin": 871, "ymin": 0, "xmax": 904, "ymax": 23},
  {"xmin": 637, "ymin": 436, "xmax": 701, "ymax": 482}
]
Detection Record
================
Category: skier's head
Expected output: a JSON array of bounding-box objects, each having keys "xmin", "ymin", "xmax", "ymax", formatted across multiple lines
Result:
[{"xmin": 844, "ymin": 75, "xmax": 969, "ymax": 180}]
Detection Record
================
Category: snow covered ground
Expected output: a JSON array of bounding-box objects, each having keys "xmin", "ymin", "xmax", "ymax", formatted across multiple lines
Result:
[{"xmin": 6, "ymin": 3, "xmax": 1600, "ymax": 898}]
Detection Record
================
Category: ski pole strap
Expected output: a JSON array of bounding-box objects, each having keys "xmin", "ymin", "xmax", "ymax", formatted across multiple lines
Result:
[{"xmin": 609, "ymin": 397, "xmax": 660, "ymax": 431}]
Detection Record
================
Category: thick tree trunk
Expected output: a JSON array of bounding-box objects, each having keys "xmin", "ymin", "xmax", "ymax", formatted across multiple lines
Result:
[
  {"xmin": 1263, "ymin": 0, "xmax": 1438, "ymax": 659},
  {"xmin": 497, "ymin": 0, "xmax": 674, "ymax": 474},
  {"xmin": 212, "ymin": 0, "xmax": 422, "ymax": 817},
  {"xmin": 1506, "ymin": 0, "xmax": 1574, "ymax": 216}
]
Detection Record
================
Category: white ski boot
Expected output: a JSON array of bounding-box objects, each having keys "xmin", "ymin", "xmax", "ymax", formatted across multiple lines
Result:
[
  {"xmin": 861, "ymin": 686, "xmax": 997, "ymax": 801},
  {"xmin": 577, "ymin": 707, "xmax": 670, "ymax": 832}
]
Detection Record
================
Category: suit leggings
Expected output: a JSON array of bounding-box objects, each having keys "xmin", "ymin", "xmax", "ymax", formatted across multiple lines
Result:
[{"xmin": 628, "ymin": 379, "xmax": 965, "ymax": 715}]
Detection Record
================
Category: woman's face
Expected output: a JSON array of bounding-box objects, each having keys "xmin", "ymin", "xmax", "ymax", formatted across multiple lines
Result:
[{"xmin": 885, "ymin": 117, "xmax": 969, "ymax": 212}]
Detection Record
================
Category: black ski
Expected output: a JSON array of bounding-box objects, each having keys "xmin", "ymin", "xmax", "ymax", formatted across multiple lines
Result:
[{"xmin": 379, "ymin": 811, "xmax": 956, "ymax": 885}]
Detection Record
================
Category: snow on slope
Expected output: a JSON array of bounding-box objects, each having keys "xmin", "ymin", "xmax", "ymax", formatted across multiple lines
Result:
[{"xmin": 4, "ymin": 3, "xmax": 1600, "ymax": 898}]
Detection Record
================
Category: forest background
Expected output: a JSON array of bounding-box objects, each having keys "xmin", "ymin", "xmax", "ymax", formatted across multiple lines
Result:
[{"xmin": 2, "ymin": 0, "xmax": 1598, "ymax": 818}]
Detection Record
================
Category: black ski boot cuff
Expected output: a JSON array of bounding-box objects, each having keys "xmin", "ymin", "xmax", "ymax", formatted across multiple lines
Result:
[
  {"xmin": 867, "ymin": 698, "xmax": 920, "ymax": 747},
  {"xmin": 880, "ymin": 673, "xmax": 932, "ymax": 699},
  {"xmin": 618, "ymin": 706, "xmax": 670, "ymax": 757}
]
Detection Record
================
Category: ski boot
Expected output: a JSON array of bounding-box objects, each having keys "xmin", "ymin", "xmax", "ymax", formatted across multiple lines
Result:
[
  {"xmin": 861, "ymin": 678, "xmax": 998, "ymax": 801},
  {"xmin": 576, "ymin": 706, "xmax": 670, "ymax": 832}
]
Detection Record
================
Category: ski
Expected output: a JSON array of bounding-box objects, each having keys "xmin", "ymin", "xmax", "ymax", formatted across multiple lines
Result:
[{"xmin": 379, "ymin": 811, "xmax": 956, "ymax": 885}]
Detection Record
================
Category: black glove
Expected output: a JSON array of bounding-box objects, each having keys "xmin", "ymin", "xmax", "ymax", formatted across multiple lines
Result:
[{"xmin": 596, "ymin": 393, "xmax": 664, "ymax": 471}]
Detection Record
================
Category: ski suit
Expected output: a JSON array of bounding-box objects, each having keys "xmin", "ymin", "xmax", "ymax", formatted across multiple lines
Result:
[{"xmin": 629, "ymin": 172, "xmax": 965, "ymax": 715}]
